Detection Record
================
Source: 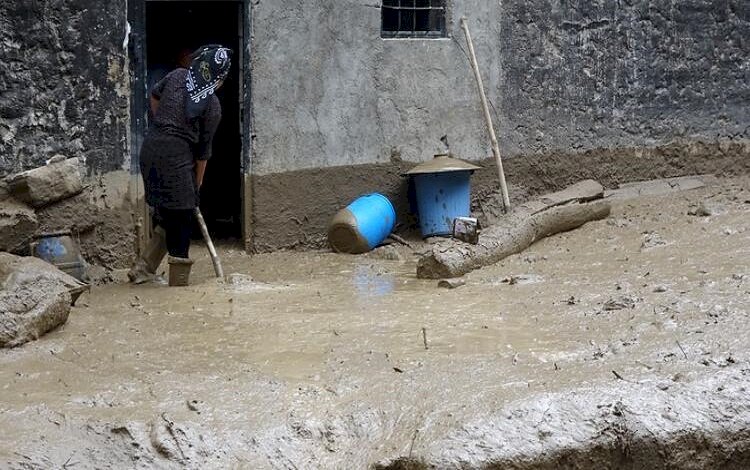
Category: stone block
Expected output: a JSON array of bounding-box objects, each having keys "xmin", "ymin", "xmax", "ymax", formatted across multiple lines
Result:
[
  {"xmin": 0, "ymin": 198, "xmax": 38, "ymax": 253},
  {"xmin": 0, "ymin": 253, "xmax": 87, "ymax": 348},
  {"xmin": 6, "ymin": 157, "xmax": 83, "ymax": 208}
]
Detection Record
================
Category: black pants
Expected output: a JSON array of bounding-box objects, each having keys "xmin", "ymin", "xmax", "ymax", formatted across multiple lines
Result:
[{"xmin": 153, "ymin": 207, "xmax": 193, "ymax": 258}]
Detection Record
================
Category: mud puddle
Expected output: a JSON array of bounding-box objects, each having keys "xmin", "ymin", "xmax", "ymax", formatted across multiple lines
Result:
[{"xmin": 1, "ymin": 177, "xmax": 749, "ymax": 468}]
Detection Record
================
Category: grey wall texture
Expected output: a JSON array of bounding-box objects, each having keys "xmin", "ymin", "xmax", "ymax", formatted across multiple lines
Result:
[
  {"xmin": 497, "ymin": 0, "xmax": 749, "ymax": 155},
  {"xmin": 249, "ymin": 0, "xmax": 749, "ymax": 251},
  {"xmin": 250, "ymin": 0, "xmax": 749, "ymax": 174},
  {"xmin": 0, "ymin": 0, "xmax": 129, "ymax": 175}
]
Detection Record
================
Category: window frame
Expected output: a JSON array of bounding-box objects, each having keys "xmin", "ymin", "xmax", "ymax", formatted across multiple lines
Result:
[{"xmin": 381, "ymin": 0, "xmax": 449, "ymax": 39}]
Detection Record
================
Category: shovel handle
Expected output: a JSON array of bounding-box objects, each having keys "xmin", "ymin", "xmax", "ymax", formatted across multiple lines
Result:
[{"xmin": 194, "ymin": 208, "xmax": 224, "ymax": 278}]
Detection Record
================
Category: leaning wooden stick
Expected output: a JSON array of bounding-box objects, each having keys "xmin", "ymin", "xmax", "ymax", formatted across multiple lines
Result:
[
  {"xmin": 460, "ymin": 17, "xmax": 510, "ymax": 213},
  {"xmin": 194, "ymin": 208, "xmax": 224, "ymax": 278}
]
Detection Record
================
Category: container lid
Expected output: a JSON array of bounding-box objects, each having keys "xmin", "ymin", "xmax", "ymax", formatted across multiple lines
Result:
[
  {"xmin": 404, "ymin": 154, "xmax": 481, "ymax": 175},
  {"xmin": 34, "ymin": 230, "xmax": 72, "ymax": 239}
]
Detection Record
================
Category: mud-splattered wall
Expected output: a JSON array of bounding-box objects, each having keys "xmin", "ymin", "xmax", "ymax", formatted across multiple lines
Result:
[
  {"xmin": 497, "ymin": 0, "xmax": 749, "ymax": 156},
  {"xmin": 0, "ymin": 1, "xmax": 133, "ymax": 271},
  {"xmin": 0, "ymin": 0, "xmax": 129, "ymax": 175},
  {"xmin": 249, "ymin": 0, "xmax": 749, "ymax": 251}
]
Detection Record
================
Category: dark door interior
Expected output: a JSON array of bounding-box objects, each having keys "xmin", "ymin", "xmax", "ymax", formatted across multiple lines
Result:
[{"xmin": 146, "ymin": 1, "xmax": 242, "ymax": 239}]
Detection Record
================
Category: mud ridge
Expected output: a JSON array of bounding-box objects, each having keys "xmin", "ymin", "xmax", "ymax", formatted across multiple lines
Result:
[{"xmin": 375, "ymin": 369, "xmax": 750, "ymax": 469}]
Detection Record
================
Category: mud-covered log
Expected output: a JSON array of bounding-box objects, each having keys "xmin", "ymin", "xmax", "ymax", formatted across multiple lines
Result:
[{"xmin": 417, "ymin": 180, "xmax": 611, "ymax": 279}]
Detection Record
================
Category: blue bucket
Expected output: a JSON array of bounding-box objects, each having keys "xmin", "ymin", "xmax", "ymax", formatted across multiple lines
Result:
[
  {"xmin": 328, "ymin": 193, "xmax": 396, "ymax": 254},
  {"xmin": 414, "ymin": 171, "xmax": 472, "ymax": 237},
  {"xmin": 30, "ymin": 232, "xmax": 87, "ymax": 281}
]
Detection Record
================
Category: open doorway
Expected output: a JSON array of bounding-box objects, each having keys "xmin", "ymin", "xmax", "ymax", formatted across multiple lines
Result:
[{"xmin": 145, "ymin": 1, "xmax": 243, "ymax": 239}]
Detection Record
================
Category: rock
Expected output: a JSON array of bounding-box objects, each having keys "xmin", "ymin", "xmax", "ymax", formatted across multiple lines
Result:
[
  {"xmin": 438, "ymin": 278, "xmax": 465, "ymax": 289},
  {"xmin": 0, "ymin": 198, "xmax": 38, "ymax": 253},
  {"xmin": 5, "ymin": 157, "xmax": 83, "ymax": 208},
  {"xmin": 0, "ymin": 252, "xmax": 87, "ymax": 348}
]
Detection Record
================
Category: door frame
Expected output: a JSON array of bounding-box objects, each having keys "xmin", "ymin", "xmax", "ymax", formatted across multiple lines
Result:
[{"xmin": 127, "ymin": 0, "xmax": 254, "ymax": 252}]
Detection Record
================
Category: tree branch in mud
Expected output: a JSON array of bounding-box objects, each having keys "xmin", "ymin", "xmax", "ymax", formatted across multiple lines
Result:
[{"xmin": 416, "ymin": 180, "xmax": 612, "ymax": 279}]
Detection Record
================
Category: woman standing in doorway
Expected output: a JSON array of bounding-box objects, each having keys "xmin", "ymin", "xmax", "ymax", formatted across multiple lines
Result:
[{"xmin": 129, "ymin": 44, "xmax": 232, "ymax": 286}]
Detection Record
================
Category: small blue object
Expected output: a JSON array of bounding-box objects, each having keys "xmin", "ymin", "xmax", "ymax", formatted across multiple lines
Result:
[
  {"xmin": 414, "ymin": 171, "xmax": 472, "ymax": 237},
  {"xmin": 346, "ymin": 193, "xmax": 396, "ymax": 250},
  {"xmin": 31, "ymin": 232, "xmax": 87, "ymax": 281},
  {"xmin": 36, "ymin": 237, "xmax": 68, "ymax": 259}
]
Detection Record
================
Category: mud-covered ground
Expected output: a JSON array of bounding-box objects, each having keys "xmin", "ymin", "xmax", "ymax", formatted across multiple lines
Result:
[{"xmin": 1, "ymin": 177, "xmax": 749, "ymax": 469}]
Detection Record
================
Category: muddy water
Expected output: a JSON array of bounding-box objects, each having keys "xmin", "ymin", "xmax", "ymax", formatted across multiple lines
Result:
[{"xmin": 1, "ymin": 177, "xmax": 749, "ymax": 468}]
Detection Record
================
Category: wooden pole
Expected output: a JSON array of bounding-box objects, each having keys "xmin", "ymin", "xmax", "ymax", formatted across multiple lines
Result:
[
  {"xmin": 460, "ymin": 17, "xmax": 510, "ymax": 212},
  {"xmin": 194, "ymin": 208, "xmax": 224, "ymax": 278}
]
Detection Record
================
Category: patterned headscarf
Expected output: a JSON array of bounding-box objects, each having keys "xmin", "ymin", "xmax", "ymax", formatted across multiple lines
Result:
[{"xmin": 185, "ymin": 44, "xmax": 233, "ymax": 119}]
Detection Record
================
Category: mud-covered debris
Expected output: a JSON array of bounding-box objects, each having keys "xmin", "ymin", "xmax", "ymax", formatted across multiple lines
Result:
[
  {"xmin": 368, "ymin": 245, "xmax": 405, "ymax": 262},
  {"xmin": 688, "ymin": 201, "xmax": 721, "ymax": 217},
  {"xmin": 501, "ymin": 274, "xmax": 544, "ymax": 285},
  {"xmin": 186, "ymin": 399, "xmax": 205, "ymax": 414},
  {"xmin": 438, "ymin": 278, "xmax": 465, "ymax": 289},
  {"xmin": 606, "ymin": 218, "xmax": 632, "ymax": 228},
  {"xmin": 641, "ymin": 232, "xmax": 668, "ymax": 250},
  {"xmin": 226, "ymin": 273, "xmax": 254, "ymax": 285},
  {"xmin": 700, "ymin": 356, "xmax": 737, "ymax": 368},
  {"xmin": 603, "ymin": 295, "xmax": 639, "ymax": 311},
  {"xmin": 706, "ymin": 304, "xmax": 728, "ymax": 318},
  {"xmin": 130, "ymin": 296, "xmax": 143, "ymax": 309}
]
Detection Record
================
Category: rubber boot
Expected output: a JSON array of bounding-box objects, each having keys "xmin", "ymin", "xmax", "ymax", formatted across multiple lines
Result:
[
  {"xmin": 128, "ymin": 227, "xmax": 167, "ymax": 284},
  {"xmin": 168, "ymin": 256, "xmax": 194, "ymax": 287}
]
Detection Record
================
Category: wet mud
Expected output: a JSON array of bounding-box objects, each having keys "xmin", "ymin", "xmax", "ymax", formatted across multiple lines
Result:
[{"xmin": 1, "ymin": 176, "xmax": 749, "ymax": 468}]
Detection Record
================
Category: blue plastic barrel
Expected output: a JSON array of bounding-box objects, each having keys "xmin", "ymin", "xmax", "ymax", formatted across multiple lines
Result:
[
  {"xmin": 328, "ymin": 193, "xmax": 396, "ymax": 254},
  {"xmin": 414, "ymin": 171, "xmax": 472, "ymax": 237}
]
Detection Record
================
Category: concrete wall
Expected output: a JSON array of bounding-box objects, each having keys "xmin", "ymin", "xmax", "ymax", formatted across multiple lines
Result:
[
  {"xmin": 249, "ymin": 0, "xmax": 750, "ymax": 251},
  {"xmin": 251, "ymin": 0, "xmax": 749, "ymax": 172}
]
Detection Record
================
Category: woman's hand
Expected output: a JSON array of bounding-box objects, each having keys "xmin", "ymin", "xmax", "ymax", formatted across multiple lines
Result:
[{"xmin": 195, "ymin": 160, "xmax": 207, "ymax": 188}]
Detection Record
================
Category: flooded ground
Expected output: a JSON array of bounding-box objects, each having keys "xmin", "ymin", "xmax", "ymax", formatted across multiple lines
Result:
[{"xmin": 1, "ymin": 176, "xmax": 749, "ymax": 469}]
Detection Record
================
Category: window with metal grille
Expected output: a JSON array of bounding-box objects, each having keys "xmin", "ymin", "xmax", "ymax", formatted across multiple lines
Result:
[{"xmin": 381, "ymin": 0, "xmax": 447, "ymax": 38}]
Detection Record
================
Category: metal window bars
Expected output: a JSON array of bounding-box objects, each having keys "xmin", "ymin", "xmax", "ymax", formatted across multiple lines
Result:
[{"xmin": 381, "ymin": 0, "xmax": 447, "ymax": 38}]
